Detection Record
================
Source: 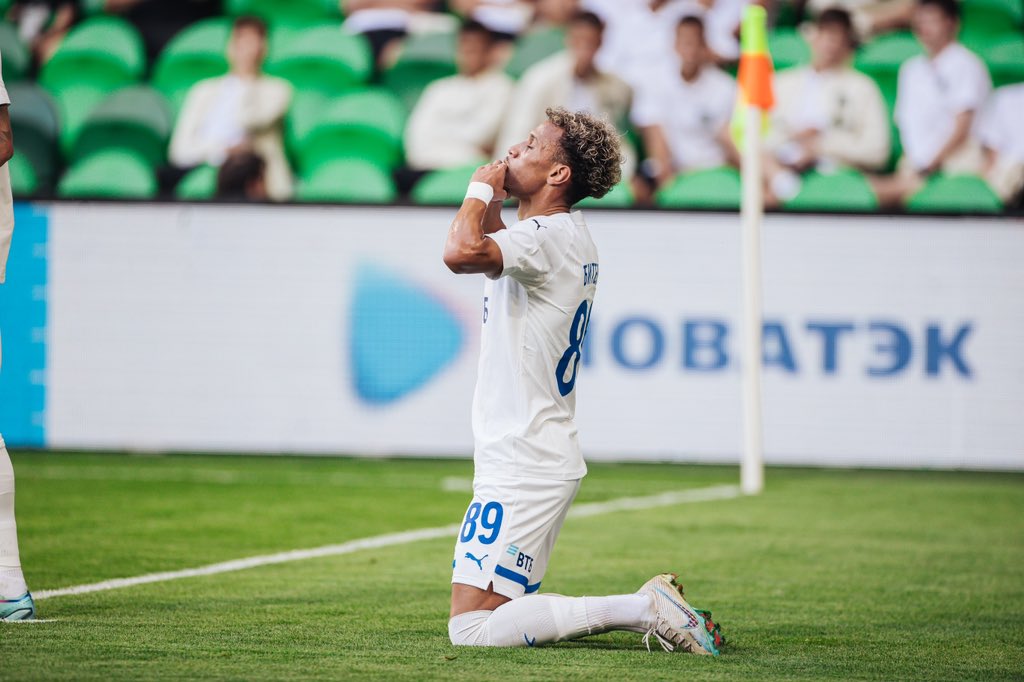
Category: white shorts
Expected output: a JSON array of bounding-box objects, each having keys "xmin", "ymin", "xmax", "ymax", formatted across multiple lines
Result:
[{"xmin": 451, "ymin": 476, "xmax": 581, "ymax": 599}]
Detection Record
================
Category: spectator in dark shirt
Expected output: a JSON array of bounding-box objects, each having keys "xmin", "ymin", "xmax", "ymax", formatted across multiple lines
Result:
[
  {"xmin": 102, "ymin": 0, "xmax": 221, "ymax": 62},
  {"xmin": 6, "ymin": 0, "xmax": 81, "ymax": 70},
  {"xmin": 215, "ymin": 150, "xmax": 267, "ymax": 201}
]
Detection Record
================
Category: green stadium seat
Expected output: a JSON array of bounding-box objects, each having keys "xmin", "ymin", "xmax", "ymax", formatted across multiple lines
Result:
[
  {"xmin": 655, "ymin": 167, "xmax": 741, "ymax": 210},
  {"xmin": 78, "ymin": 0, "xmax": 106, "ymax": 13},
  {"xmin": 226, "ymin": 0, "xmax": 340, "ymax": 28},
  {"xmin": 505, "ymin": 27, "xmax": 565, "ymax": 79},
  {"xmin": 854, "ymin": 32, "xmax": 923, "ymax": 110},
  {"xmin": 71, "ymin": 87, "xmax": 172, "ymax": 168},
  {"xmin": 410, "ymin": 164, "xmax": 480, "ymax": 205},
  {"xmin": 51, "ymin": 84, "xmax": 108, "ymax": 157},
  {"xmin": 382, "ymin": 32, "xmax": 457, "ymax": 112},
  {"xmin": 296, "ymin": 159, "xmax": 397, "ymax": 204},
  {"xmin": 8, "ymin": 153, "xmax": 38, "ymax": 197},
  {"xmin": 264, "ymin": 26, "xmax": 372, "ymax": 98},
  {"xmin": 782, "ymin": 169, "xmax": 879, "ymax": 212},
  {"xmin": 906, "ymin": 174, "xmax": 1002, "ymax": 214},
  {"xmin": 176, "ymin": 165, "xmax": 219, "ymax": 200},
  {"xmin": 769, "ymin": 28, "xmax": 810, "ymax": 71},
  {"xmin": 910, "ymin": 173, "xmax": 1003, "ymax": 213},
  {"xmin": 961, "ymin": 0, "xmax": 1023, "ymax": 47},
  {"xmin": 0, "ymin": 22, "xmax": 29, "ymax": 83},
  {"xmin": 292, "ymin": 89, "xmax": 406, "ymax": 175},
  {"xmin": 983, "ymin": 35, "xmax": 1024, "ymax": 88},
  {"xmin": 7, "ymin": 83, "xmax": 59, "ymax": 188},
  {"xmin": 576, "ymin": 181, "xmax": 635, "ymax": 209},
  {"xmin": 39, "ymin": 16, "xmax": 145, "ymax": 93},
  {"xmin": 152, "ymin": 18, "xmax": 231, "ymax": 113},
  {"xmin": 57, "ymin": 149, "xmax": 157, "ymax": 199}
]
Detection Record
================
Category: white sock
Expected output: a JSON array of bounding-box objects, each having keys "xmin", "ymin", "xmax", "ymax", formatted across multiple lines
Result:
[
  {"xmin": 449, "ymin": 593, "xmax": 654, "ymax": 647},
  {"xmin": 0, "ymin": 441, "xmax": 29, "ymax": 599}
]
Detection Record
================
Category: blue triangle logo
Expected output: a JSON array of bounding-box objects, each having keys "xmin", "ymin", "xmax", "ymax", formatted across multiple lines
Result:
[{"xmin": 350, "ymin": 264, "xmax": 464, "ymax": 404}]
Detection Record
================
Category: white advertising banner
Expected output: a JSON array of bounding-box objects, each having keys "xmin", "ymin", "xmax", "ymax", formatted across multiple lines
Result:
[{"xmin": 31, "ymin": 203, "xmax": 1024, "ymax": 469}]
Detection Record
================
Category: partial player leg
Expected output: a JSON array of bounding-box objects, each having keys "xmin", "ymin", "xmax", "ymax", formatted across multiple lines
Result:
[
  {"xmin": 450, "ymin": 590, "xmax": 652, "ymax": 646},
  {"xmin": 0, "ymin": 437, "xmax": 35, "ymax": 621},
  {"xmin": 448, "ymin": 574, "xmax": 723, "ymax": 655}
]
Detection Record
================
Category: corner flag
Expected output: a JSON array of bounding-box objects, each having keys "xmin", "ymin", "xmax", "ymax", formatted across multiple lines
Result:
[
  {"xmin": 736, "ymin": 5, "xmax": 773, "ymax": 496},
  {"xmin": 731, "ymin": 6, "xmax": 775, "ymax": 145}
]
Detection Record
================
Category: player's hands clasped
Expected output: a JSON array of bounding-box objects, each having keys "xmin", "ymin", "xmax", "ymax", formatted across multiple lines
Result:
[{"xmin": 471, "ymin": 160, "xmax": 508, "ymax": 202}]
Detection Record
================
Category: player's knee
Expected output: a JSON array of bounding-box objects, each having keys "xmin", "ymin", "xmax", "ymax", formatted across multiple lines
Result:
[{"xmin": 448, "ymin": 610, "xmax": 491, "ymax": 646}]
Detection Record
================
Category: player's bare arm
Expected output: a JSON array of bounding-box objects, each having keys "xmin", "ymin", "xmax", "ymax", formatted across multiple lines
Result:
[
  {"xmin": 442, "ymin": 161, "xmax": 506, "ymax": 277},
  {"xmin": 0, "ymin": 105, "xmax": 13, "ymax": 167}
]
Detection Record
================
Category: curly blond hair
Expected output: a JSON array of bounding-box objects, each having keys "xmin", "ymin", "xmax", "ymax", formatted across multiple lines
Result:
[{"xmin": 545, "ymin": 107, "xmax": 623, "ymax": 205}]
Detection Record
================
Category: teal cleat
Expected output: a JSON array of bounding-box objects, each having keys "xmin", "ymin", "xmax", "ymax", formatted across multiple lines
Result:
[
  {"xmin": 1, "ymin": 592, "xmax": 36, "ymax": 621},
  {"xmin": 638, "ymin": 574, "xmax": 723, "ymax": 656}
]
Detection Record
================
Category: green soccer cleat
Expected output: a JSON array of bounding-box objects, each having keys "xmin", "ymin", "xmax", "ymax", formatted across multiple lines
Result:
[
  {"xmin": 638, "ymin": 573, "xmax": 723, "ymax": 656},
  {"xmin": 1, "ymin": 592, "xmax": 36, "ymax": 622}
]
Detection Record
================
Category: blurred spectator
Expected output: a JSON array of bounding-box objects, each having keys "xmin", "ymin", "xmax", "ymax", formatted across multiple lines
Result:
[
  {"xmin": 689, "ymin": 0, "xmax": 754, "ymax": 63},
  {"xmin": 978, "ymin": 84, "xmax": 1024, "ymax": 208},
  {"xmin": 5, "ymin": 0, "xmax": 81, "ymax": 69},
  {"xmin": 450, "ymin": 0, "xmax": 536, "ymax": 40},
  {"xmin": 870, "ymin": 0, "xmax": 990, "ymax": 208},
  {"xmin": 585, "ymin": 0, "xmax": 757, "ymax": 92},
  {"xmin": 101, "ymin": 0, "xmax": 221, "ymax": 63},
  {"xmin": 632, "ymin": 15, "xmax": 736, "ymax": 195},
  {"xmin": 404, "ymin": 21, "xmax": 513, "ymax": 173},
  {"xmin": 495, "ymin": 11, "xmax": 631, "ymax": 160},
  {"xmin": 341, "ymin": 0, "xmax": 451, "ymax": 68},
  {"xmin": 533, "ymin": 0, "xmax": 580, "ymax": 27},
  {"xmin": 214, "ymin": 150, "xmax": 268, "ymax": 201},
  {"xmin": 582, "ymin": 0, "xmax": 689, "ymax": 101},
  {"xmin": 801, "ymin": 0, "xmax": 914, "ymax": 40},
  {"xmin": 169, "ymin": 16, "xmax": 293, "ymax": 201},
  {"xmin": 764, "ymin": 8, "xmax": 890, "ymax": 203}
]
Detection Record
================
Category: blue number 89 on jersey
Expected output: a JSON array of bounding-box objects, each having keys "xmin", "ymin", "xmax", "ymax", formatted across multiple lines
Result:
[
  {"xmin": 555, "ymin": 300, "xmax": 592, "ymax": 396},
  {"xmin": 460, "ymin": 501, "xmax": 504, "ymax": 545}
]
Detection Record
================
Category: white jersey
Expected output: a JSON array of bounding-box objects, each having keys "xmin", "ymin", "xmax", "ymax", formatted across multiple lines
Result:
[{"xmin": 472, "ymin": 210, "xmax": 599, "ymax": 481}]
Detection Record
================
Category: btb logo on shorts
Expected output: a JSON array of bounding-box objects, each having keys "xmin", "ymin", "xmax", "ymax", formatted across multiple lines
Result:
[{"xmin": 507, "ymin": 544, "xmax": 534, "ymax": 572}]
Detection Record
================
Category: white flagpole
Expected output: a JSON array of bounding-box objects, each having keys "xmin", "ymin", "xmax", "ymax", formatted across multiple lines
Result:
[{"xmin": 740, "ymin": 104, "xmax": 765, "ymax": 496}]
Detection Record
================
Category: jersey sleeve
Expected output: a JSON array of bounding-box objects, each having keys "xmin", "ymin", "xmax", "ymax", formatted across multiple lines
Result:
[{"xmin": 485, "ymin": 218, "xmax": 560, "ymax": 288}]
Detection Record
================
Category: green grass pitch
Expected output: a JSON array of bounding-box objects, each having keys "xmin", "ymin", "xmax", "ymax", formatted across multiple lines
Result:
[{"xmin": 2, "ymin": 450, "xmax": 1022, "ymax": 680}]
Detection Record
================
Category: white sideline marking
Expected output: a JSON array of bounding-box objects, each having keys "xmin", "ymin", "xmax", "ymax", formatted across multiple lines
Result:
[{"xmin": 35, "ymin": 484, "xmax": 741, "ymax": 601}]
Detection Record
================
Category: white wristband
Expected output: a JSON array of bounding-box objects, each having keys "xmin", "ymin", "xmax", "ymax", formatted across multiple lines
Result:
[{"xmin": 464, "ymin": 181, "xmax": 494, "ymax": 205}]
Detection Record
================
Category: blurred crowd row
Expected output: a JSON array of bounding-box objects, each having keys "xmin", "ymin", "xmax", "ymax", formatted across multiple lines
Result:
[{"xmin": 1, "ymin": 0, "xmax": 1021, "ymax": 213}]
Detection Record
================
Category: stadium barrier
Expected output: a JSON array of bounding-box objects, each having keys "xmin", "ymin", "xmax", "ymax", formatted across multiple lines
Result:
[{"xmin": 0, "ymin": 202, "xmax": 1021, "ymax": 470}]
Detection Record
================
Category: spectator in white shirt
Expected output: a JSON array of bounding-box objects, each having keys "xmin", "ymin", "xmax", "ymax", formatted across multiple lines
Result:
[
  {"xmin": 450, "ymin": 0, "xmax": 536, "ymax": 39},
  {"xmin": 404, "ymin": 20, "xmax": 513, "ymax": 172},
  {"xmin": 870, "ymin": 0, "xmax": 991, "ymax": 208},
  {"xmin": 494, "ymin": 10, "xmax": 632, "ymax": 159},
  {"xmin": 977, "ymin": 84, "xmax": 1024, "ymax": 207},
  {"xmin": 341, "ymin": 1, "xmax": 449, "ymax": 70},
  {"xmin": 632, "ymin": 15, "xmax": 737, "ymax": 197},
  {"xmin": 765, "ymin": 7, "xmax": 890, "ymax": 203},
  {"xmin": 803, "ymin": 0, "xmax": 915, "ymax": 40},
  {"xmin": 582, "ymin": 0, "xmax": 690, "ymax": 103},
  {"xmin": 169, "ymin": 16, "xmax": 293, "ymax": 201}
]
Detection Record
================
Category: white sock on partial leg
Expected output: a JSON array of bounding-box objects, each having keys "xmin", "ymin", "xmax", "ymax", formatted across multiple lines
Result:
[
  {"xmin": 0, "ymin": 441, "xmax": 29, "ymax": 599},
  {"xmin": 449, "ymin": 593, "xmax": 654, "ymax": 647}
]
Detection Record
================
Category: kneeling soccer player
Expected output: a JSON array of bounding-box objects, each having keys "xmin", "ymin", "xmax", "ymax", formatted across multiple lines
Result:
[
  {"xmin": 441, "ymin": 107, "xmax": 724, "ymax": 653},
  {"xmin": 0, "ymin": 61, "xmax": 34, "ymax": 621}
]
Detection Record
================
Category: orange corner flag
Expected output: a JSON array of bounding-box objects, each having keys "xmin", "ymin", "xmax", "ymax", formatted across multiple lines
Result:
[{"xmin": 736, "ymin": 5, "xmax": 775, "ymax": 111}]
